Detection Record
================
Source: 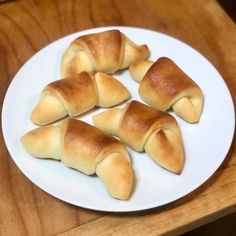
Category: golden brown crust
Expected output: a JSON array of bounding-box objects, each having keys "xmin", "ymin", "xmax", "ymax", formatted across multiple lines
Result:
[
  {"xmin": 137, "ymin": 57, "xmax": 204, "ymax": 123},
  {"xmin": 61, "ymin": 119, "xmax": 133, "ymax": 199},
  {"xmin": 44, "ymin": 72, "xmax": 97, "ymax": 116},
  {"xmin": 140, "ymin": 57, "xmax": 197, "ymax": 102},
  {"xmin": 61, "ymin": 29, "xmax": 149, "ymax": 77},
  {"xmin": 93, "ymin": 101, "xmax": 185, "ymax": 174},
  {"xmin": 31, "ymin": 72, "xmax": 130, "ymax": 126},
  {"xmin": 119, "ymin": 100, "xmax": 172, "ymax": 151},
  {"xmin": 73, "ymin": 30, "xmax": 123, "ymax": 73},
  {"xmin": 61, "ymin": 119, "xmax": 129, "ymax": 174},
  {"xmin": 21, "ymin": 119, "xmax": 133, "ymax": 200}
]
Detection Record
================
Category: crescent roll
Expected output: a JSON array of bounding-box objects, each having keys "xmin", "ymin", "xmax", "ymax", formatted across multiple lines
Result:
[
  {"xmin": 93, "ymin": 100, "xmax": 184, "ymax": 174},
  {"xmin": 61, "ymin": 29, "xmax": 149, "ymax": 77},
  {"xmin": 21, "ymin": 118, "xmax": 134, "ymax": 200},
  {"xmin": 31, "ymin": 72, "xmax": 130, "ymax": 125},
  {"xmin": 129, "ymin": 57, "xmax": 204, "ymax": 123}
]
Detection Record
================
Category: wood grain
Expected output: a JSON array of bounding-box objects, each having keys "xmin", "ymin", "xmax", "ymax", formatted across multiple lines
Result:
[
  {"xmin": 58, "ymin": 165, "xmax": 236, "ymax": 236},
  {"xmin": 0, "ymin": 0, "xmax": 235, "ymax": 235}
]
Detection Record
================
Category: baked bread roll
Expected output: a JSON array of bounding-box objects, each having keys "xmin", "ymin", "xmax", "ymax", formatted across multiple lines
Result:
[
  {"xmin": 21, "ymin": 118, "xmax": 133, "ymax": 200},
  {"xmin": 61, "ymin": 29, "xmax": 149, "ymax": 78},
  {"xmin": 31, "ymin": 71, "xmax": 130, "ymax": 125},
  {"xmin": 93, "ymin": 100, "xmax": 184, "ymax": 174},
  {"xmin": 129, "ymin": 57, "xmax": 204, "ymax": 123}
]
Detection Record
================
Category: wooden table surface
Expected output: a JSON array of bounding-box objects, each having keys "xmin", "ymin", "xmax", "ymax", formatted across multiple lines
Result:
[{"xmin": 1, "ymin": 0, "xmax": 236, "ymax": 235}]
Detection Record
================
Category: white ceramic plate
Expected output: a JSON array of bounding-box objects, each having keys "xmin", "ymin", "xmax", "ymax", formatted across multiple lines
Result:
[{"xmin": 2, "ymin": 26, "xmax": 235, "ymax": 212}]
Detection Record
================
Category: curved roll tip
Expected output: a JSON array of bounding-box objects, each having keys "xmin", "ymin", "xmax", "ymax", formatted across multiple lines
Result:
[
  {"xmin": 92, "ymin": 107, "xmax": 122, "ymax": 136},
  {"xmin": 96, "ymin": 152, "xmax": 133, "ymax": 200},
  {"xmin": 31, "ymin": 95, "xmax": 67, "ymax": 126},
  {"xmin": 129, "ymin": 60, "xmax": 153, "ymax": 82},
  {"xmin": 144, "ymin": 129, "xmax": 185, "ymax": 174},
  {"xmin": 21, "ymin": 125, "xmax": 61, "ymax": 159},
  {"xmin": 94, "ymin": 72, "xmax": 131, "ymax": 107}
]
